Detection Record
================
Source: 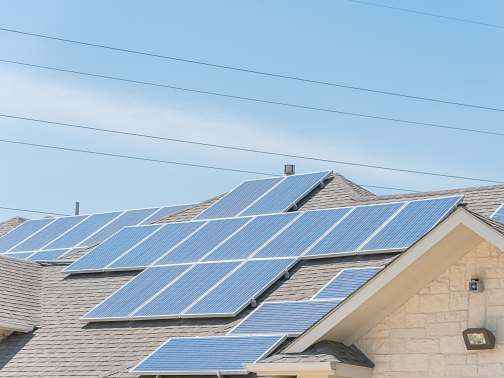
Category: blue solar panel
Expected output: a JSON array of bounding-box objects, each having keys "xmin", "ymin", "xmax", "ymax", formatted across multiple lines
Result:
[
  {"xmin": 4, "ymin": 252, "xmax": 34, "ymax": 260},
  {"xmin": 186, "ymin": 258, "xmax": 296, "ymax": 316},
  {"xmin": 240, "ymin": 171, "xmax": 331, "ymax": 216},
  {"xmin": 84, "ymin": 265, "xmax": 189, "ymax": 319},
  {"xmin": 132, "ymin": 335, "xmax": 285, "ymax": 374},
  {"xmin": 11, "ymin": 215, "xmax": 88, "ymax": 252},
  {"xmin": 196, "ymin": 177, "xmax": 283, "ymax": 220},
  {"xmin": 231, "ymin": 300, "xmax": 341, "ymax": 336},
  {"xmin": 306, "ymin": 203, "xmax": 402, "ymax": 257},
  {"xmin": 28, "ymin": 248, "xmax": 70, "ymax": 262},
  {"xmin": 491, "ymin": 205, "xmax": 504, "ymax": 223},
  {"xmin": 43, "ymin": 212, "xmax": 122, "ymax": 250},
  {"xmin": 133, "ymin": 262, "xmax": 240, "ymax": 318},
  {"xmin": 142, "ymin": 205, "xmax": 193, "ymax": 224},
  {"xmin": 204, "ymin": 213, "xmax": 299, "ymax": 262},
  {"xmin": 108, "ymin": 221, "xmax": 204, "ymax": 269},
  {"xmin": 314, "ymin": 267, "xmax": 382, "ymax": 300},
  {"xmin": 254, "ymin": 208, "xmax": 350, "ymax": 258},
  {"xmin": 154, "ymin": 218, "xmax": 250, "ymax": 265},
  {"xmin": 65, "ymin": 225, "xmax": 161, "ymax": 273},
  {"xmin": 0, "ymin": 218, "xmax": 54, "ymax": 253},
  {"xmin": 78, "ymin": 208, "xmax": 158, "ymax": 247},
  {"xmin": 361, "ymin": 196, "xmax": 461, "ymax": 251}
]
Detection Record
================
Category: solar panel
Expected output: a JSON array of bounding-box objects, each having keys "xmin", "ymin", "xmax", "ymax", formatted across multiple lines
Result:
[
  {"xmin": 28, "ymin": 248, "xmax": 71, "ymax": 262},
  {"xmin": 203, "ymin": 213, "xmax": 299, "ymax": 262},
  {"xmin": 78, "ymin": 208, "xmax": 159, "ymax": 247},
  {"xmin": 361, "ymin": 196, "xmax": 462, "ymax": 252},
  {"xmin": 65, "ymin": 225, "xmax": 161, "ymax": 273},
  {"xmin": 240, "ymin": 171, "xmax": 331, "ymax": 216},
  {"xmin": 254, "ymin": 208, "xmax": 350, "ymax": 258},
  {"xmin": 133, "ymin": 262, "xmax": 240, "ymax": 318},
  {"xmin": 3, "ymin": 252, "xmax": 35, "ymax": 260},
  {"xmin": 131, "ymin": 335, "xmax": 285, "ymax": 375},
  {"xmin": 43, "ymin": 212, "xmax": 122, "ymax": 250},
  {"xmin": 491, "ymin": 204, "xmax": 504, "ymax": 223},
  {"xmin": 141, "ymin": 204, "xmax": 193, "ymax": 224},
  {"xmin": 196, "ymin": 177, "xmax": 283, "ymax": 220},
  {"xmin": 83, "ymin": 265, "xmax": 189, "ymax": 320},
  {"xmin": 11, "ymin": 215, "xmax": 88, "ymax": 252},
  {"xmin": 186, "ymin": 258, "xmax": 296, "ymax": 317},
  {"xmin": 313, "ymin": 267, "xmax": 382, "ymax": 300},
  {"xmin": 0, "ymin": 218, "xmax": 54, "ymax": 253},
  {"xmin": 154, "ymin": 217, "xmax": 250, "ymax": 265},
  {"xmin": 107, "ymin": 221, "xmax": 205, "ymax": 269},
  {"xmin": 230, "ymin": 300, "xmax": 341, "ymax": 336},
  {"xmin": 306, "ymin": 203, "xmax": 403, "ymax": 257}
]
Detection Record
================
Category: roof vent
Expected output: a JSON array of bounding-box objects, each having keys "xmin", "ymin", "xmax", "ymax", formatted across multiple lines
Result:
[{"xmin": 284, "ymin": 164, "xmax": 295, "ymax": 176}]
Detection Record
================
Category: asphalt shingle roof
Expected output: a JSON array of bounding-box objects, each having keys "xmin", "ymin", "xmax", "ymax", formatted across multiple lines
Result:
[{"xmin": 0, "ymin": 173, "xmax": 503, "ymax": 377}]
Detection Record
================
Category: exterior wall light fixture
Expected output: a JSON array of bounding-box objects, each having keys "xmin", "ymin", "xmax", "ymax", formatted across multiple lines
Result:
[{"xmin": 462, "ymin": 328, "xmax": 495, "ymax": 350}]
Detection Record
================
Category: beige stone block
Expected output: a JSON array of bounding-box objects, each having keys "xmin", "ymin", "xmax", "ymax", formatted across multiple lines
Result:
[
  {"xmin": 420, "ymin": 294, "xmax": 449, "ymax": 313},
  {"xmin": 445, "ymin": 364, "xmax": 477, "ymax": 377},
  {"xmin": 477, "ymin": 363, "xmax": 504, "ymax": 377},
  {"xmin": 405, "ymin": 338, "xmax": 439, "ymax": 353},
  {"xmin": 428, "ymin": 354, "xmax": 445, "ymax": 372},
  {"xmin": 405, "ymin": 295, "xmax": 420, "ymax": 313},
  {"xmin": 477, "ymin": 345, "xmax": 504, "ymax": 364},
  {"xmin": 430, "ymin": 278, "xmax": 450, "ymax": 294},
  {"xmin": 450, "ymin": 265, "xmax": 467, "ymax": 291},
  {"xmin": 487, "ymin": 290, "xmax": 504, "ymax": 306},
  {"xmin": 390, "ymin": 327, "xmax": 425, "ymax": 338},
  {"xmin": 450, "ymin": 291, "xmax": 469, "ymax": 311},
  {"xmin": 439, "ymin": 335, "xmax": 466, "ymax": 353},
  {"xmin": 390, "ymin": 354, "xmax": 428, "ymax": 372},
  {"xmin": 426, "ymin": 322, "xmax": 461, "ymax": 337}
]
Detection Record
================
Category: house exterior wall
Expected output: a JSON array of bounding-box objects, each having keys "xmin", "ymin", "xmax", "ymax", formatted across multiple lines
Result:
[{"xmin": 356, "ymin": 241, "xmax": 504, "ymax": 378}]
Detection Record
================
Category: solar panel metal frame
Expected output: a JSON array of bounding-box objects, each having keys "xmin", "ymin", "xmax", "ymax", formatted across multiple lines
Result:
[
  {"xmin": 27, "ymin": 248, "xmax": 72, "ymax": 262},
  {"xmin": 228, "ymin": 299, "xmax": 341, "ymax": 337},
  {"xmin": 130, "ymin": 334, "xmax": 287, "ymax": 376},
  {"xmin": 237, "ymin": 170, "xmax": 332, "ymax": 217},
  {"xmin": 195, "ymin": 176, "xmax": 285, "ymax": 220},
  {"xmin": 311, "ymin": 266, "xmax": 383, "ymax": 300},
  {"xmin": 183, "ymin": 257, "xmax": 298, "ymax": 318}
]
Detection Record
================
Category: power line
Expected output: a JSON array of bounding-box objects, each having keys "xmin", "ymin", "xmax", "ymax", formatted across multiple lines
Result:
[
  {"xmin": 0, "ymin": 205, "xmax": 69, "ymax": 217},
  {"xmin": 2, "ymin": 58, "xmax": 504, "ymax": 139},
  {"xmin": 343, "ymin": 0, "xmax": 504, "ymax": 30},
  {"xmin": 0, "ymin": 122, "xmax": 502, "ymax": 185},
  {"xmin": 0, "ymin": 26, "xmax": 502, "ymax": 113}
]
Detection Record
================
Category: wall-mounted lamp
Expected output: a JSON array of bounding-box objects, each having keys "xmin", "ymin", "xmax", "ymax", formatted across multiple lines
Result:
[{"xmin": 462, "ymin": 328, "xmax": 495, "ymax": 350}]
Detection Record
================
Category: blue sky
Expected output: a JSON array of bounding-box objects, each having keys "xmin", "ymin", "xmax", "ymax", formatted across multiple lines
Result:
[{"xmin": 0, "ymin": 0, "xmax": 503, "ymax": 220}]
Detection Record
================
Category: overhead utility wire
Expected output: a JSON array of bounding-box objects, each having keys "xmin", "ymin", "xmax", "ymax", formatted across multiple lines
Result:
[
  {"xmin": 0, "ymin": 27, "xmax": 502, "ymax": 112},
  {"xmin": 2, "ymin": 58, "xmax": 504, "ymax": 139},
  {"xmin": 343, "ymin": 0, "xmax": 504, "ymax": 30},
  {"xmin": 1, "ymin": 116, "xmax": 502, "ymax": 185},
  {"xmin": 0, "ymin": 205, "xmax": 69, "ymax": 216}
]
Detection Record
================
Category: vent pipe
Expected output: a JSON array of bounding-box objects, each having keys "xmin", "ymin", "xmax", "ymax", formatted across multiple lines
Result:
[
  {"xmin": 74, "ymin": 201, "xmax": 80, "ymax": 215},
  {"xmin": 284, "ymin": 164, "xmax": 295, "ymax": 176}
]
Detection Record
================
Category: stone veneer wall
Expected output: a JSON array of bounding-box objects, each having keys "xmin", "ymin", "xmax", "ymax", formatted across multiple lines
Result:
[{"xmin": 356, "ymin": 241, "xmax": 504, "ymax": 378}]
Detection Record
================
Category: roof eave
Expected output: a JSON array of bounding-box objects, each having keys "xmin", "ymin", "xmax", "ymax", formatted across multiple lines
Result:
[
  {"xmin": 285, "ymin": 207, "xmax": 504, "ymax": 352},
  {"xmin": 245, "ymin": 361, "xmax": 373, "ymax": 378}
]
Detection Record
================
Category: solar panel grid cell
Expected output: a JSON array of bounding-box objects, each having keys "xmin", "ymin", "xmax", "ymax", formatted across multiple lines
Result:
[
  {"xmin": 230, "ymin": 300, "xmax": 341, "ymax": 336},
  {"xmin": 141, "ymin": 204, "xmax": 193, "ymax": 224},
  {"xmin": 133, "ymin": 261, "xmax": 240, "ymax": 318},
  {"xmin": 196, "ymin": 177, "xmax": 283, "ymax": 220},
  {"xmin": 254, "ymin": 208, "xmax": 350, "ymax": 258},
  {"xmin": 11, "ymin": 215, "xmax": 88, "ymax": 252},
  {"xmin": 65, "ymin": 225, "xmax": 161, "ymax": 272},
  {"xmin": 240, "ymin": 171, "xmax": 331, "ymax": 217},
  {"xmin": 203, "ymin": 213, "xmax": 299, "ymax": 262},
  {"xmin": 491, "ymin": 204, "xmax": 504, "ymax": 223},
  {"xmin": 84, "ymin": 265, "xmax": 189, "ymax": 319},
  {"xmin": 108, "ymin": 221, "xmax": 205, "ymax": 269},
  {"xmin": 313, "ymin": 267, "xmax": 382, "ymax": 300},
  {"xmin": 131, "ymin": 335, "xmax": 286, "ymax": 374},
  {"xmin": 0, "ymin": 218, "xmax": 54, "ymax": 253},
  {"xmin": 28, "ymin": 248, "xmax": 71, "ymax": 262}
]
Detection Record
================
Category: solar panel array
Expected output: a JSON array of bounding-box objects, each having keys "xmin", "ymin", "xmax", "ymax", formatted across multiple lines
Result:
[
  {"xmin": 0, "ymin": 204, "xmax": 191, "ymax": 262},
  {"xmin": 196, "ymin": 171, "xmax": 331, "ymax": 220},
  {"xmin": 491, "ymin": 204, "xmax": 504, "ymax": 224},
  {"xmin": 83, "ymin": 258, "xmax": 296, "ymax": 321},
  {"xmin": 131, "ymin": 335, "xmax": 286, "ymax": 375},
  {"xmin": 66, "ymin": 195, "xmax": 462, "ymax": 274}
]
